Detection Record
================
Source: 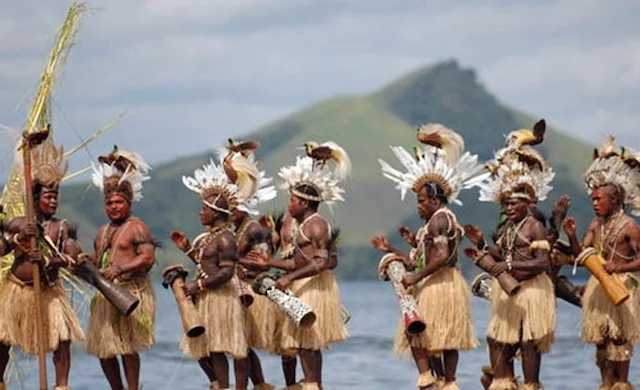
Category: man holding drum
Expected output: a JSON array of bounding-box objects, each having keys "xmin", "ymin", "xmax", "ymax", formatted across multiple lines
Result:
[
  {"xmin": 86, "ymin": 147, "xmax": 157, "ymax": 390},
  {"xmin": 172, "ymin": 148, "xmax": 271, "ymax": 390},
  {"xmin": 372, "ymin": 124, "xmax": 485, "ymax": 389},
  {"xmin": 222, "ymin": 142, "xmax": 278, "ymax": 390},
  {"xmin": 465, "ymin": 121, "xmax": 557, "ymax": 390},
  {"xmin": 563, "ymin": 136, "xmax": 640, "ymax": 390},
  {"xmin": 246, "ymin": 141, "xmax": 351, "ymax": 390}
]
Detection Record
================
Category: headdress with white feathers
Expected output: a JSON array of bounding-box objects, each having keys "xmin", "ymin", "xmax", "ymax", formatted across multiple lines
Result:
[
  {"xmin": 183, "ymin": 141, "xmax": 275, "ymax": 215},
  {"xmin": 379, "ymin": 123, "xmax": 488, "ymax": 205},
  {"xmin": 91, "ymin": 146, "xmax": 151, "ymax": 202},
  {"xmin": 584, "ymin": 136, "xmax": 640, "ymax": 215},
  {"xmin": 280, "ymin": 141, "xmax": 351, "ymax": 206},
  {"xmin": 476, "ymin": 119, "xmax": 554, "ymax": 204}
]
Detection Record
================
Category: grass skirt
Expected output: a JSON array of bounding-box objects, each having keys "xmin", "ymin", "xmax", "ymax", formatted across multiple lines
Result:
[
  {"xmin": 394, "ymin": 267, "xmax": 478, "ymax": 356},
  {"xmin": 0, "ymin": 277, "xmax": 84, "ymax": 354},
  {"xmin": 280, "ymin": 270, "xmax": 348, "ymax": 351},
  {"xmin": 582, "ymin": 274, "xmax": 640, "ymax": 345},
  {"xmin": 486, "ymin": 273, "xmax": 556, "ymax": 353},
  {"xmin": 245, "ymin": 286, "xmax": 279, "ymax": 353},
  {"xmin": 181, "ymin": 280, "xmax": 247, "ymax": 359},
  {"xmin": 86, "ymin": 279, "xmax": 156, "ymax": 358}
]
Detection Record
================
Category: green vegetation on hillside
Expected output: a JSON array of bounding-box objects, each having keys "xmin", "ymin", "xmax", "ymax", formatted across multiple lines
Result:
[{"xmin": 55, "ymin": 60, "xmax": 597, "ymax": 279}]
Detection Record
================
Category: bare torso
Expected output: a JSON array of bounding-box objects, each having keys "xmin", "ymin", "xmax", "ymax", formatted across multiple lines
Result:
[
  {"xmin": 6, "ymin": 216, "xmax": 77, "ymax": 283},
  {"xmin": 95, "ymin": 217, "xmax": 154, "ymax": 280},
  {"xmin": 291, "ymin": 213, "xmax": 330, "ymax": 270},
  {"xmin": 498, "ymin": 216, "xmax": 548, "ymax": 281},
  {"xmin": 584, "ymin": 212, "xmax": 640, "ymax": 270}
]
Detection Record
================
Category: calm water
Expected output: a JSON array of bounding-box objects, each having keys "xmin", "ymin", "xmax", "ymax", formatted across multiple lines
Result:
[{"xmin": 12, "ymin": 280, "xmax": 640, "ymax": 389}]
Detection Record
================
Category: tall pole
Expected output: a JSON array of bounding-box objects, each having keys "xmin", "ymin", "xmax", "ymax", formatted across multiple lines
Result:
[{"xmin": 19, "ymin": 128, "xmax": 50, "ymax": 390}]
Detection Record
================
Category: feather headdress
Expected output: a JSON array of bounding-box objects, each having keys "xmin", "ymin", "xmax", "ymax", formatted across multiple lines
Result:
[
  {"xmin": 30, "ymin": 142, "xmax": 68, "ymax": 195},
  {"xmin": 477, "ymin": 119, "xmax": 554, "ymax": 203},
  {"xmin": 584, "ymin": 136, "xmax": 640, "ymax": 215},
  {"xmin": 379, "ymin": 123, "xmax": 488, "ymax": 205},
  {"xmin": 215, "ymin": 142, "xmax": 276, "ymax": 214},
  {"xmin": 91, "ymin": 146, "xmax": 151, "ymax": 202},
  {"xmin": 280, "ymin": 141, "xmax": 351, "ymax": 206},
  {"xmin": 184, "ymin": 141, "xmax": 274, "ymax": 215}
]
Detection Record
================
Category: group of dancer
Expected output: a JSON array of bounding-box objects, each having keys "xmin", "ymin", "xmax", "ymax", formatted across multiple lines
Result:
[
  {"xmin": 0, "ymin": 118, "xmax": 639, "ymax": 390},
  {"xmin": 373, "ymin": 121, "xmax": 640, "ymax": 390},
  {"xmin": 0, "ymin": 137, "xmax": 351, "ymax": 389}
]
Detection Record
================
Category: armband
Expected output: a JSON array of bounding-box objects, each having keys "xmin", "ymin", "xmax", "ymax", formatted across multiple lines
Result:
[
  {"xmin": 529, "ymin": 240, "xmax": 551, "ymax": 252},
  {"xmin": 433, "ymin": 235, "xmax": 448, "ymax": 245}
]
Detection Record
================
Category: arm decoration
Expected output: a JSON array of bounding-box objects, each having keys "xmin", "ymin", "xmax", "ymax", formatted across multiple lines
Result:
[{"xmin": 530, "ymin": 240, "xmax": 551, "ymax": 252}]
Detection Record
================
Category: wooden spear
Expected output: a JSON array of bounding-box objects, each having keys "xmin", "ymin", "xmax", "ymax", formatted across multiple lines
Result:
[{"xmin": 18, "ymin": 126, "xmax": 51, "ymax": 390}]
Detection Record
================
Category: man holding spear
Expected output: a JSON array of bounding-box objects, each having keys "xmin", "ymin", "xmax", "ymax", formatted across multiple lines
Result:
[{"xmin": 0, "ymin": 129, "xmax": 85, "ymax": 390}]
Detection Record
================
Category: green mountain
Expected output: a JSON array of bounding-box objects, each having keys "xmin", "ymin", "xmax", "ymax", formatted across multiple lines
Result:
[{"xmin": 57, "ymin": 60, "xmax": 595, "ymax": 279}]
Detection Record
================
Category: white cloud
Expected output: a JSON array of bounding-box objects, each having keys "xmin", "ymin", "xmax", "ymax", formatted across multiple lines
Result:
[{"xmin": 1, "ymin": 0, "xmax": 639, "ymax": 179}]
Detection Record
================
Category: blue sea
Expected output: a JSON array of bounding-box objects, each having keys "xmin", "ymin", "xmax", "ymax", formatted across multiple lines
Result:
[{"xmin": 11, "ymin": 280, "xmax": 640, "ymax": 389}]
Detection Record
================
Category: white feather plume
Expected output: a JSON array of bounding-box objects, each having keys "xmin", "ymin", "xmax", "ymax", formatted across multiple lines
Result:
[
  {"xmin": 279, "ymin": 155, "xmax": 346, "ymax": 207},
  {"xmin": 91, "ymin": 162, "xmax": 150, "ymax": 202},
  {"xmin": 379, "ymin": 144, "xmax": 488, "ymax": 205},
  {"xmin": 477, "ymin": 158, "xmax": 554, "ymax": 203},
  {"xmin": 585, "ymin": 138, "xmax": 640, "ymax": 215}
]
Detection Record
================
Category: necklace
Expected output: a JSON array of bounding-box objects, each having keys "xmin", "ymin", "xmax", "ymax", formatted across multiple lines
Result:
[
  {"xmin": 195, "ymin": 223, "xmax": 233, "ymax": 250},
  {"xmin": 598, "ymin": 209, "xmax": 623, "ymax": 254},
  {"xmin": 503, "ymin": 216, "xmax": 530, "ymax": 261}
]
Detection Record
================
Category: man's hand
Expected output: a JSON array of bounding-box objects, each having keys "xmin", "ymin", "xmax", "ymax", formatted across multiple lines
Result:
[
  {"xmin": 398, "ymin": 227, "xmax": 417, "ymax": 247},
  {"xmin": 77, "ymin": 252, "xmax": 95, "ymax": 264},
  {"xmin": 245, "ymin": 250, "xmax": 270, "ymax": 268},
  {"xmin": 101, "ymin": 265, "xmax": 122, "ymax": 281},
  {"xmin": 17, "ymin": 222, "xmax": 38, "ymax": 242},
  {"xmin": 276, "ymin": 275, "xmax": 292, "ymax": 291},
  {"xmin": 552, "ymin": 195, "xmax": 571, "ymax": 220},
  {"xmin": 563, "ymin": 217, "xmax": 577, "ymax": 237},
  {"xmin": 183, "ymin": 280, "xmax": 199, "ymax": 297},
  {"xmin": 29, "ymin": 250, "xmax": 44, "ymax": 265},
  {"xmin": 464, "ymin": 224, "xmax": 485, "ymax": 247},
  {"xmin": 464, "ymin": 247, "xmax": 481, "ymax": 260},
  {"xmin": 604, "ymin": 262, "xmax": 622, "ymax": 274},
  {"xmin": 240, "ymin": 259, "xmax": 270, "ymax": 272},
  {"xmin": 371, "ymin": 236, "xmax": 393, "ymax": 253},
  {"xmin": 402, "ymin": 273, "xmax": 421, "ymax": 288},
  {"xmin": 170, "ymin": 230, "xmax": 191, "ymax": 253},
  {"xmin": 489, "ymin": 262, "xmax": 508, "ymax": 277}
]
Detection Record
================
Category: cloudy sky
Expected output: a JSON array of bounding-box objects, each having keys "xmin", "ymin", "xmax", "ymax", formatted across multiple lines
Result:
[{"xmin": 1, "ymin": 0, "xmax": 639, "ymax": 177}]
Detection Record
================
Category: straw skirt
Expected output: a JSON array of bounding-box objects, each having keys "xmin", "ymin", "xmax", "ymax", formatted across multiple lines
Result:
[
  {"xmin": 0, "ymin": 276, "xmax": 84, "ymax": 354},
  {"xmin": 394, "ymin": 267, "xmax": 478, "ymax": 356},
  {"xmin": 486, "ymin": 273, "xmax": 556, "ymax": 353},
  {"xmin": 181, "ymin": 280, "xmax": 247, "ymax": 359},
  {"xmin": 87, "ymin": 279, "xmax": 156, "ymax": 358},
  {"xmin": 280, "ymin": 270, "xmax": 348, "ymax": 351},
  {"xmin": 582, "ymin": 274, "xmax": 640, "ymax": 345}
]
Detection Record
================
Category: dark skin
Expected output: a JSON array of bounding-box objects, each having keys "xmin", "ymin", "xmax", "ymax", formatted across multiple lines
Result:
[
  {"xmin": 91, "ymin": 193, "xmax": 154, "ymax": 390},
  {"xmin": 257, "ymin": 213, "xmax": 300, "ymax": 387},
  {"xmin": 246, "ymin": 193, "xmax": 333, "ymax": 387},
  {"xmin": 246, "ymin": 194, "xmax": 331, "ymax": 290},
  {"xmin": 371, "ymin": 186, "xmax": 461, "ymax": 388},
  {"xmin": 174, "ymin": 196, "xmax": 238, "ymax": 389},
  {"xmin": 464, "ymin": 197, "xmax": 550, "ymax": 281},
  {"xmin": 464, "ymin": 196, "xmax": 551, "ymax": 387},
  {"xmin": 232, "ymin": 211, "xmax": 269, "ymax": 390},
  {"xmin": 563, "ymin": 186, "xmax": 640, "ymax": 386},
  {"xmin": 0, "ymin": 190, "xmax": 80, "ymax": 388}
]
